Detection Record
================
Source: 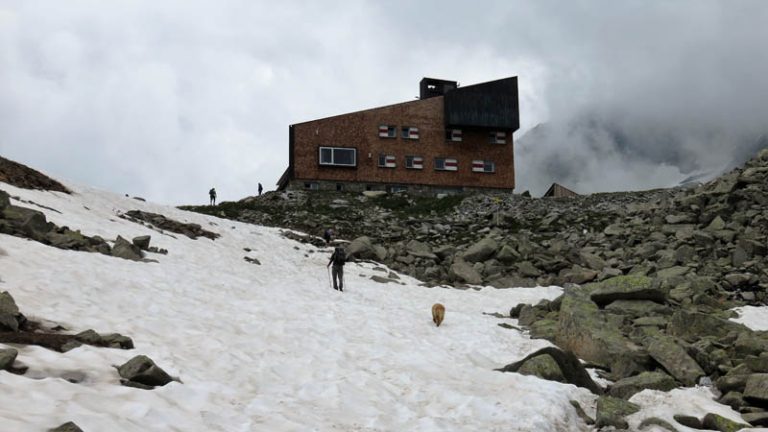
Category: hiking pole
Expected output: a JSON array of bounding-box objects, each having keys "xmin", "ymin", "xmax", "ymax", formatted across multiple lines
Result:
[{"xmin": 327, "ymin": 267, "xmax": 332, "ymax": 290}]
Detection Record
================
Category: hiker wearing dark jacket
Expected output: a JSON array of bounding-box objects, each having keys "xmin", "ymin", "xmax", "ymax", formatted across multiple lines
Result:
[
  {"xmin": 327, "ymin": 247, "xmax": 346, "ymax": 291},
  {"xmin": 209, "ymin": 188, "xmax": 217, "ymax": 206}
]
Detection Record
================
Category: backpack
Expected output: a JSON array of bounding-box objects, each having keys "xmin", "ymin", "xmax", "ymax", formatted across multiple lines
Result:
[{"xmin": 332, "ymin": 248, "xmax": 346, "ymax": 266}]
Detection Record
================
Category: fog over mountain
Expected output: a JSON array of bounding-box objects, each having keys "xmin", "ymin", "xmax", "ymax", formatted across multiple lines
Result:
[{"xmin": 1, "ymin": 1, "xmax": 767, "ymax": 202}]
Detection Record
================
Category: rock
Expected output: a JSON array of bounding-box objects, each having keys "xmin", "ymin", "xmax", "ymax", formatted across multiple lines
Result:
[
  {"xmin": 405, "ymin": 240, "xmax": 437, "ymax": 260},
  {"xmin": 656, "ymin": 266, "xmax": 690, "ymax": 280},
  {"xmin": 244, "ymin": 256, "xmax": 261, "ymax": 265},
  {"xmin": 48, "ymin": 421, "xmax": 84, "ymax": 432},
  {"xmin": 569, "ymin": 400, "xmax": 595, "ymax": 425},
  {"xmin": 608, "ymin": 371, "xmax": 677, "ymax": 400},
  {"xmin": 667, "ymin": 310, "xmax": 748, "ymax": 343},
  {"xmin": 111, "ymin": 235, "xmax": 143, "ymax": 261},
  {"xmin": 132, "ymin": 235, "xmax": 151, "ymax": 250},
  {"xmin": 117, "ymin": 355, "xmax": 174, "ymax": 388},
  {"xmin": 638, "ymin": 417, "xmax": 680, "ymax": 431},
  {"xmin": 743, "ymin": 373, "xmax": 768, "ymax": 405},
  {"xmin": 101, "ymin": 333, "xmax": 134, "ymax": 349},
  {"xmin": 605, "ymin": 300, "xmax": 671, "ymax": 318},
  {"xmin": 716, "ymin": 374, "xmax": 750, "ymax": 394},
  {"xmin": 595, "ymin": 396, "xmax": 640, "ymax": 429},
  {"xmin": 733, "ymin": 332, "xmax": 768, "ymax": 357},
  {"xmin": 701, "ymin": 413, "xmax": 750, "ymax": 432},
  {"xmin": 449, "ymin": 259, "xmax": 483, "ymax": 285},
  {"xmin": 516, "ymin": 354, "xmax": 566, "ymax": 382},
  {"xmin": 0, "ymin": 348, "xmax": 18, "ymax": 370},
  {"xmin": 346, "ymin": 236, "xmax": 379, "ymax": 261},
  {"xmin": 0, "ymin": 291, "xmax": 24, "ymax": 332},
  {"xmin": 515, "ymin": 261, "xmax": 541, "ymax": 278},
  {"xmin": 497, "ymin": 346, "xmax": 603, "ymax": 394},
  {"xmin": 705, "ymin": 216, "xmax": 727, "ymax": 231},
  {"xmin": 462, "ymin": 237, "xmax": 498, "ymax": 263},
  {"xmin": 646, "ymin": 336, "xmax": 706, "ymax": 386},
  {"xmin": 495, "ymin": 244, "xmax": 519, "ymax": 263},
  {"xmin": 555, "ymin": 286, "xmax": 644, "ymax": 375},
  {"xmin": 589, "ymin": 275, "xmax": 664, "ymax": 307},
  {"xmin": 718, "ymin": 391, "xmax": 745, "ymax": 410},
  {"xmin": 433, "ymin": 245, "xmax": 455, "ymax": 260},
  {"xmin": 579, "ymin": 252, "xmax": 606, "ymax": 271},
  {"xmin": 673, "ymin": 414, "xmax": 703, "ymax": 429},
  {"xmin": 370, "ymin": 275, "xmax": 396, "ymax": 284},
  {"xmin": 742, "ymin": 411, "xmax": 768, "ymax": 427}
]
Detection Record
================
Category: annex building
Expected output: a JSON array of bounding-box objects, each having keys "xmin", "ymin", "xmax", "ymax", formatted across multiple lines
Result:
[{"xmin": 277, "ymin": 76, "xmax": 520, "ymax": 194}]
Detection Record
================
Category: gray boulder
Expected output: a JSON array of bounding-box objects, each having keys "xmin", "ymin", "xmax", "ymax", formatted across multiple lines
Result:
[
  {"xmin": 701, "ymin": 413, "xmax": 750, "ymax": 432},
  {"xmin": 595, "ymin": 396, "xmax": 640, "ymax": 429},
  {"xmin": 346, "ymin": 236, "xmax": 382, "ymax": 261},
  {"xmin": 132, "ymin": 235, "xmax": 151, "ymax": 250},
  {"xmin": 405, "ymin": 240, "xmax": 437, "ymax": 260},
  {"xmin": 608, "ymin": 371, "xmax": 677, "ymax": 400},
  {"xmin": 0, "ymin": 291, "xmax": 24, "ymax": 332},
  {"xmin": 117, "ymin": 355, "xmax": 174, "ymax": 388},
  {"xmin": 646, "ymin": 336, "xmax": 705, "ymax": 386},
  {"xmin": 462, "ymin": 237, "xmax": 498, "ymax": 263},
  {"xmin": 111, "ymin": 235, "xmax": 143, "ymax": 261},
  {"xmin": 48, "ymin": 422, "xmax": 84, "ymax": 432},
  {"xmin": 743, "ymin": 373, "xmax": 768, "ymax": 405},
  {"xmin": 449, "ymin": 259, "xmax": 483, "ymax": 285},
  {"xmin": 0, "ymin": 348, "xmax": 18, "ymax": 370},
  {"xmin": 742, "ymin": 412, "xmax": 768, "ymax": 427},
  {"xmin": 589, "ymin": 275, "xmax": 664, "ymax": 308},
  {"xmin": 667, "ymin": 310, "xmax": 748, "ymax": 343}
]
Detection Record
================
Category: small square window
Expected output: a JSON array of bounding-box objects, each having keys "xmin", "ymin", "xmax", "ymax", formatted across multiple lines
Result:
[
  {"xmin": 336, "ymin": 183, "xmax": 344, "ymax": 191},
  {"xmin": 402, "ymin": 126, "xmax": 419, "ymax": 140},
  {"xmin": 378, "ymin": 125, "xmax": 396, "ymax": 138}
]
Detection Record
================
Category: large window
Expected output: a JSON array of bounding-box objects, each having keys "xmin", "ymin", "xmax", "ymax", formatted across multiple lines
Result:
[
  {"xmin": 489, "ymin": 131, "xmax": 507, "ymax": 144},
  {"xmin": 446, "ymin": 129, "xmax": 463, "ymax": 142},
  {"xmin": 319, "ymin": 147, "xmax": 357, "ymax": 167}
]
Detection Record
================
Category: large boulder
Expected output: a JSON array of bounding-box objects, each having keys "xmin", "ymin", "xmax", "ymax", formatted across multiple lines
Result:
[
  {"xmin": 117, "ymin": 355, "xmax": 174, "ymax": 388},
  {"xmin": 448, "ymin": 259, "xmax": 483, "ymax": 285},
  {"xmin": 701, "ymin": 413, "xmax": 750, "ymax": 432},
  {"xmin": 555, "ymin": 285, "xmax": 645, "ymax": 375},
  {"xmin": 345, "ymin": 236, "xmax": 381, "ymax": 261},
  {"xmin": 743, "ymin": 373, "xmax": 768, "ymax": 405},
  {"xmin": 646, "ymin": 336, "xmax": 705, "ymax": 386},
  {"xmin": 461, "ymin": 237, "xmax": 498, "ymax": 263},
  {"xmin": 667, "ymin": 310, "xmax": 748, "ymax": 343},
  {"xmin": 589, "ymin": 275, "xmax": 664, "ymax": 307},
  {"xmin": 0, "ymin": 291, "xmax": 24, "ymax": 332},
  {"xmin": 111, "ymin": 235, "xmax": 143, "ymax": 261},
  {"xmin": 405, "ymin": 240, "xmax": 437, "ymax": 260},
  {"xmin": 48, "ymin": 421, "xmax": 84, "ymax": 432},
  {"xmin": 0, "ymin": 348, "xmax": 18, "ymax": 370},
  {"xmin": 608, "ymin": 371, "xmax": 677, "ymax": 400},
  {"xmin": 595, "ymin": 396, "xmax": 640, "ymax": 429},
  {"xmin": 132, "ymin": 235, "xmax": 151, "ymax": 250},
  {"xmin": 497, "ymin": 346, "xmax": 603, "ymax": 394}
]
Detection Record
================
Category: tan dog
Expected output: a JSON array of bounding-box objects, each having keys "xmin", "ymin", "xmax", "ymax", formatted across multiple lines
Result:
[{"xmin": 432, "ymin": 303, "xmax": 445, "ymax": 327}]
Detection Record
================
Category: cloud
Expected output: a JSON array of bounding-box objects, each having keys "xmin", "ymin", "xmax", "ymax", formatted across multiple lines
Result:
[{"xmin": 0, "ymin": 1, "xmax": 766, "ymax": 202}]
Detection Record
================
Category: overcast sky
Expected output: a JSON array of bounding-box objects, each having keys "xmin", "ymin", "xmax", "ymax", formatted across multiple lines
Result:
[{"xmin": 1, "ymin": 1, "xmax": 767, "ymax": 203}]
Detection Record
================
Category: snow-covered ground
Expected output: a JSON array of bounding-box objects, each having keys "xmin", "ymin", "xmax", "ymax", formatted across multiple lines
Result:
[{"xmin": 0, "ymin": 181, "xmax": 761, "ymax": 431}]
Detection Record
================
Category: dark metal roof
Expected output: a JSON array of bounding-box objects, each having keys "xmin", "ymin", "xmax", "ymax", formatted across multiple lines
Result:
[{"xmin": 444, "ymin": 76, "xmax": 519, "ymax": 130}]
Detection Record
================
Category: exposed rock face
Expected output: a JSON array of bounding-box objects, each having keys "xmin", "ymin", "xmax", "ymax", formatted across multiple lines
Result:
[
  {"xmin": 0, "ymin": 156, "xmax": 70, "ymax": 193},
  {"xmin": 121, "ymin": 210, "xmax": 219, "ymax": 240}
]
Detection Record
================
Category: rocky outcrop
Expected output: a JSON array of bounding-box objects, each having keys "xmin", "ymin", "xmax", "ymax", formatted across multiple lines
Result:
[
  {"xmin": 121, "ymin": 210, "xmax": 219, "ymax": 240},
  {"xmin": 48, "ymin": 422, "xmax": 84, "ymax": 432},
  {"xmin": 0, "ymin": 156, "xmax": 70, "ymax": 193}
]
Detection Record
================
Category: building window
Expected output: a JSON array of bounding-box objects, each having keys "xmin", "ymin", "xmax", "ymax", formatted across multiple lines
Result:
[
  {"xmin": 434, "ymin": 157, "xmax": 458, "ymax": 171},
  {"xmin": 405, "ymin": 155, "xmax": 423, "ymax": 169},
  {"xmin": 388, "ymin": 185, "xmax": 408, "ymax": 193},
  {"xmin": 304, "ymin": 182, "xmax": 319, "ymax": 190},
  {"xmin": 378, "ymin": 125, "xmax": 396, "ymax": 138},
  {"xmin": 446, "ymin": 129, "xmax": 463, "ymax": 142},
  {"xmin": 378, "ymin": 154, "xmax": 396, "ymax": 168},
  {"xmin": 336, "ymin": 183, "xmax": 344, "ymax": 191},
  {"xmin": 489, "ymin": 131, "xmax": 507, "ymax": 144},
  {"xmin": 472, "ymin": 160, "xmax": 496, "ymax": 173},
  {"xmin": 319, "ymin": 146, "xmax": 357, "ymax": 167},
  {"xmin": 401, "ymin": 126, "xmax": 419, "ymax": 140}
]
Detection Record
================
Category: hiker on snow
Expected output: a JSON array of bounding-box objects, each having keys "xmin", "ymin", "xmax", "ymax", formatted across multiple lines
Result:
[
  {"xmin": 327, "ymin": 247, "xmax": 346, "ymax": 292},
  {"xmin": 323, "ymin": 228, "xmax": 334, "ymax": 245},
  {"xmin": 209, "ymin": 188, "xmax": 217, "ymax": 206}
]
